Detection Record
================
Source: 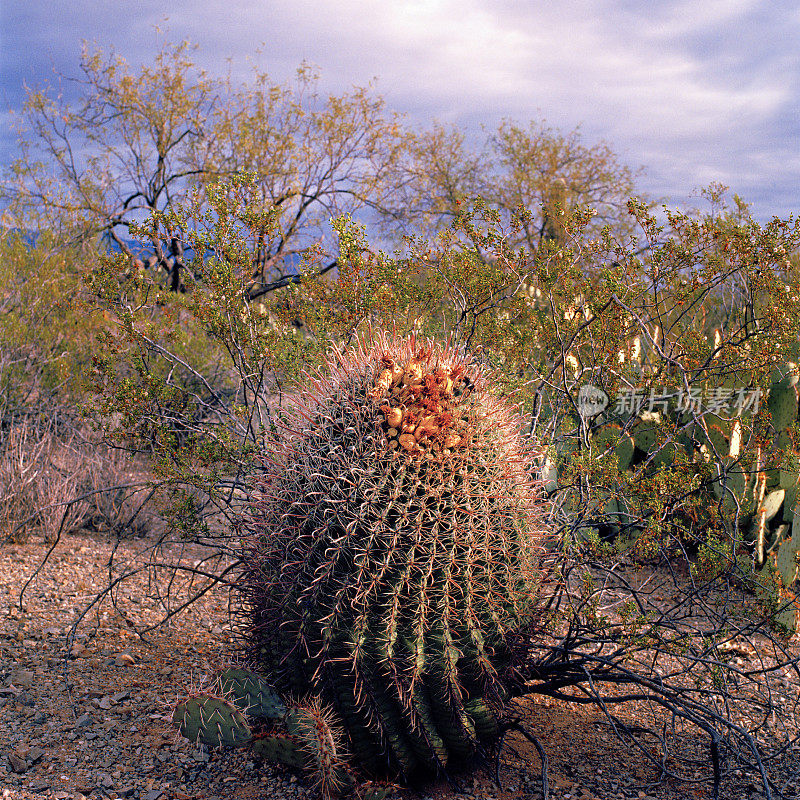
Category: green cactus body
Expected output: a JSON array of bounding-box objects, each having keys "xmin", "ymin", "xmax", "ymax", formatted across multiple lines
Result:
[
  {"xmin": 775, "ymin": 510, "xmax": 800, "ymax": 588},
  {"xmin": 172, "ymin": 697, "xmax": 252, "ymax": 748},
  {"xmin": 216, "ymin": 668, "xmax": 286, "ymax": 721},
  {"xmin": 464, "ymin": 697, "xmax": 500, "ymax": 740},
  {"xmin": 702, "ymin": 423, "xmax": 729, "ymax": 458},
  {"xmin": 713, "ymin": 456, "xmax": 749, "ymax": 510},
  {"xmin": 771, "ymin": 362, "xmax": 799, "ymax": 391},
  {"xmin": 173, "ymin": 679, "xmax": 359, "ymax": 797},
  {"xmin": 283, "ymin": 701, "xmax": 353, "ymax": 797},
  {"xmin": 783, "ymin": 483, "xmax": 798, "ymax": 523},
  {"xmin": 591, "ymin": 423, "xmax": 621, "ymax": 455},
  {"xmin": 601, "ymin": 496, "xmax": 621, "ymax": 535},
  {"xmin": 632, "ymin": 416, "xmax": 659, "ymax": 453},
  {"xmin": 238, "ymin": 332, "xmax": 546, "ymax": 779},
  {"xmin": 615, "ymin": 433, "xmax": 636, "ymax": 471},
  {"xmin": 590, "ymin": 423, "xmax": 637, "ymax": 472},
  {"xmin": 768, "ymin": 507, "xmax": 800, "ymax": 632},
  {"xmin": 251, "ymin": 734, "xmax": 309, "ymax": 770},
  {"xmin": 767, "ymin": 385, "xmax": 799, "ymax": 432},
  {"xmin": 647, "ymin": 441, "xmax": 676, "ymax": 471},
  {"xmin": 358, "ymin": 783, "xmax": 396, "ymax": 800},
  {"xmin": 779, "ymin": 467, "xmax": 798, "ymax": 491}
]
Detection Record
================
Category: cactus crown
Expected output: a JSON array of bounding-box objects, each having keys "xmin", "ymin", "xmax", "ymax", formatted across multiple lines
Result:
[{"xmin": 238, "ymin": 331, "xmax": 550, "ymax": 778}]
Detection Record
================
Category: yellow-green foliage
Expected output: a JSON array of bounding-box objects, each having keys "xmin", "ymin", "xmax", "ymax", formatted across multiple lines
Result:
[{"xmin": 0, "ymin": 231, "xmax": 99, "ymax": 419}]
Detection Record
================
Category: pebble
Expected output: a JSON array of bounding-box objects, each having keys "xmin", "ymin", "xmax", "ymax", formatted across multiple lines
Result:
[
  {"xmin": 8, "ymin": 669, "xmax": 34, "ymax": 689},
  {"xmin": 7, "ymin": 753, "xmax": 27, "ymax": 773},
  {"xmin": 74, "ymin": 713, "xmax": 93, "ymax": 729}
]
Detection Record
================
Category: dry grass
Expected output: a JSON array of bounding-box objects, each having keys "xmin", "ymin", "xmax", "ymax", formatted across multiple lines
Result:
[{"xmin": 0, "ymin": 416, "xmax": 157, "ymax": 544}]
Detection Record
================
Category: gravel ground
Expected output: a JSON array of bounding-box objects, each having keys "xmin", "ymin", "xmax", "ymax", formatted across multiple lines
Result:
[{"xmin": 1, "ymin": 533, "xmax": 798, "ymax": 800}]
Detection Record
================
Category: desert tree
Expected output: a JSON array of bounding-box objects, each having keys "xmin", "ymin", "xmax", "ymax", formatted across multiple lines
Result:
[
  {"xmin": 1, "ymin": 40, "xmax": 407, "ymax": 297},
  {"xmin": 380, "ymin": 118, "xmax": 643, "ymax": 257}
]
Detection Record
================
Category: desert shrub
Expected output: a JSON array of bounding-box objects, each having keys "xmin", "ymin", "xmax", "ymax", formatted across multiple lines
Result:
[{"xmin": 0, "ymin": 227, "xmax": 160, "ymax": 546}]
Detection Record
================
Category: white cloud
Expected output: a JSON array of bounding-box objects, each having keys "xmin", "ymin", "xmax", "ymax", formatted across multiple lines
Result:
[{"xmin": 200, "ymin": 1, "xmax": 786, "ymax": 141}]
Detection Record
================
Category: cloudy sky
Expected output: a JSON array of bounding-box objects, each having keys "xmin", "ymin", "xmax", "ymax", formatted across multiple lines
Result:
[{"xmin": 1, "ymin": 0, "xmax": 798, "ymax": 221}]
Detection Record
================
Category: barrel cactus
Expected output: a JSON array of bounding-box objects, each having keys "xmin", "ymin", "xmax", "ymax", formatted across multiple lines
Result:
[{"xmin": 236, "ymin": 331, "xmax": 550, "ymax": 781}]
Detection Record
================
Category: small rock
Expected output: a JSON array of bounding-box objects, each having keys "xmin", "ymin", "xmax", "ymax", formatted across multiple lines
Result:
[
  {"xmin": 26, "ymin": 746, "xmax": 44, "ymax": 764},
  {"xmin": 7, "ymin": 752, "xmax": 27, "ymax": 773},
  {"xmin": 8, "ymin": 669, "xmax": 34, "ymax": 689},
  {"xmin": 97, "ymin": 696, "xmax": 113, "ymax": 710},
  {"xmin": 143, "ymin": 790, "xmax": 163, "ymax": 800},
  {"xmin": 114, "ymin": 653, "xmax": 136, "ymax": 667},
  {"xmin": 74, "ymin": 713, "xmax": 93, "ymax": 729}
]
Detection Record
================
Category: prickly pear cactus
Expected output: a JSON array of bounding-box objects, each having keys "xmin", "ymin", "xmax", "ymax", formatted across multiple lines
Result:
[
  {"xmin": 173, "ymin": 695, "xmax": 251, "ymax": 748},
  {"xmin": 216, "ymin": 667, "xmax": 286, "ymax": 721},
  {"xmin": 238, "ymin": 331, "xmax": 549, "ymax": 780},
  {"xmin": 552, "ymin": 357, "xmax": 800, "ymax": 569},
  {"xmin": 172, "ymin": 670, "xmax": 374, "ymax": 799},
  {"xmin": 762, "ymin": 501, "xmax": 800, "ymax": 632}
]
